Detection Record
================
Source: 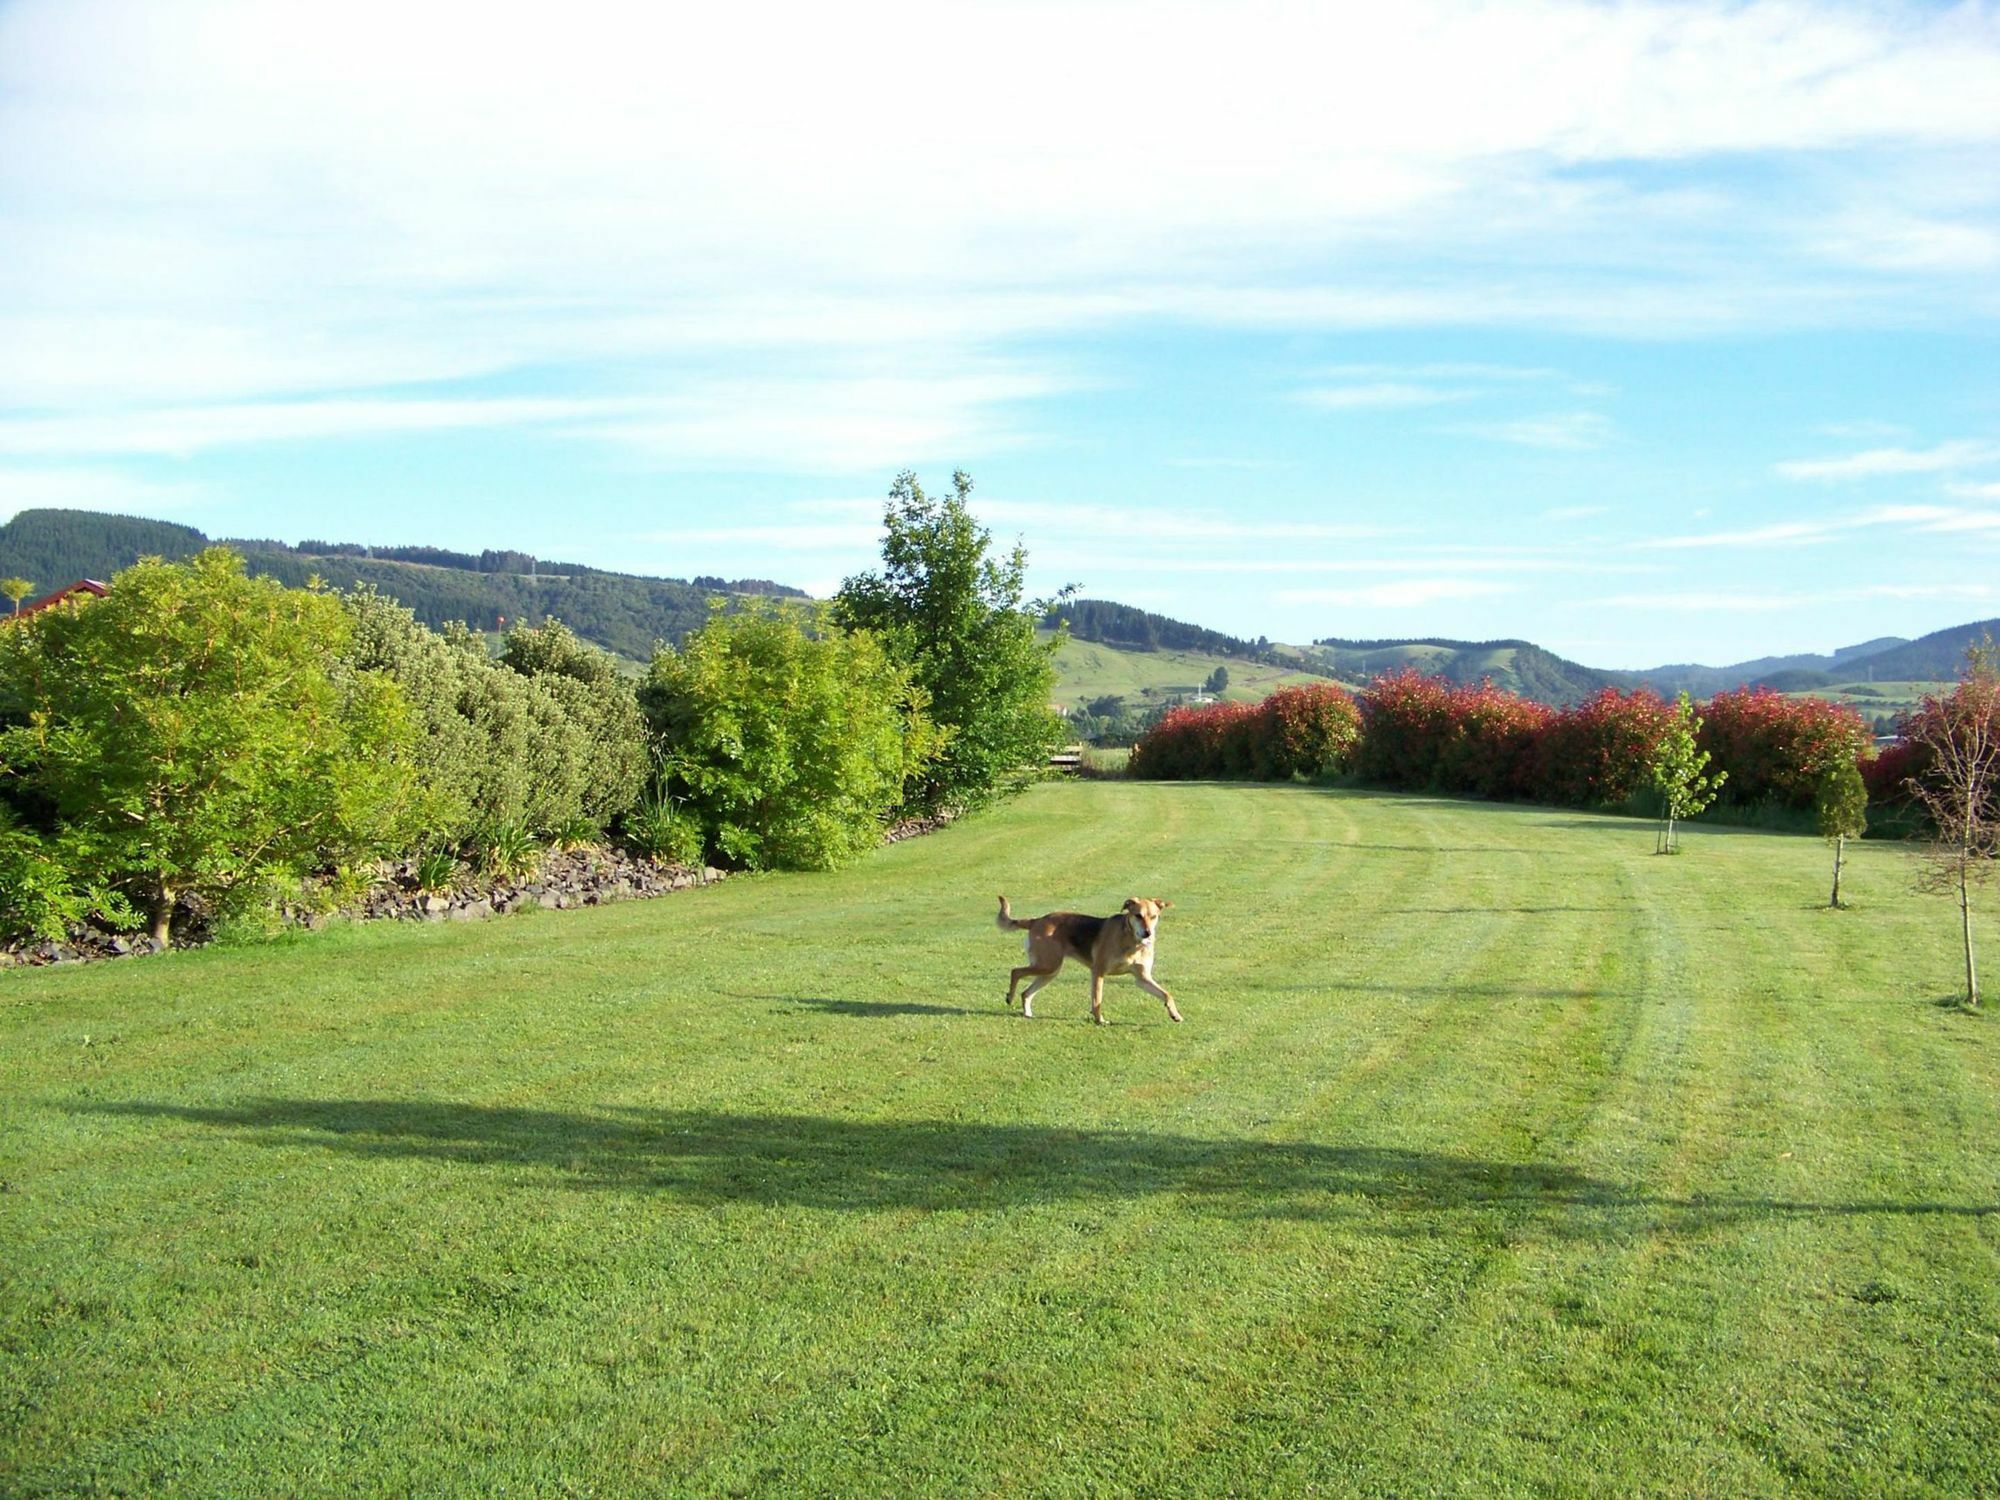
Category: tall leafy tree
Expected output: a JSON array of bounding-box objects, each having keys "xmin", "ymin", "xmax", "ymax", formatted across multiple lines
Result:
[
  {"xmin": 834, "ymin": 470, "xmax": 1066, "ymax": 813},
  {"xmin": 1905, "ymin": 641, "xmax": 2000, "ymax": 1009},
  {"xmin": 0, "ymin": 549, "xmax": 416, "ymax": 943},
  {"xmin": 1649, "ymin": 692, "xmax": 1725, "ymax": 854}
]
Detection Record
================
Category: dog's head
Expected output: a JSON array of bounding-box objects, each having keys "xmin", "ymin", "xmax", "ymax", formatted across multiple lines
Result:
[{"xmin": 1121, "ymin": 897, "xmax": 1171, "ymax": 944}]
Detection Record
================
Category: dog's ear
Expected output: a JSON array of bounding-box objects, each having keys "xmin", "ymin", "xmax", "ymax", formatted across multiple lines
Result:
[{"xmin": 1157, "ymin": 899, "xmax": 1173, "ymax": 910}]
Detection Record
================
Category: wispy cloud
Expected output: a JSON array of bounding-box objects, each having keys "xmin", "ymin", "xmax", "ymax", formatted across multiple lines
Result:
[
  {"xmin": 1947, "ymin": 479, "xmax": 2000, "ymax": 501},
  {"xmin": 0, "ymin": 466, "xmax": 208, "ymax": 520},
  {"xmin": 1295, "ymin": 382, "xmax": 1478, "ymax": 411},
  {"xmin": 1313, "ymin": 363, "xmax": 1560, "ymax": 383},
  {"xmin": 1275, "ymin": 579, "xmax": 1517, "ymax": 607},
  {"xmin": 1457, "ymin": 411, "xmax": 1614, "ymax": 451},
  {"xmin": 1590, "ymin": 583, "xmax": 1995, "ymax": 612},
  {"xmin": 1644, "ymin": 502, "xmax": 2000, "ymax": 549},
  {"xmin": 971, "ymin": 500, "xmax": 1394, "ymax": 544},
  {"xmin": 1542, "ymin": 504, "xmax": 1610, "ymax": 521},
  {"xmin": 1775, "ymin": 439, "xmax": 2000, "ymax": 481},
  {"xmin": 1, "ymin": 0, "xmax": 1995, "ymax": 442},
  {"xmin": 0, "ymin": 396, "xmax": 650, "ymax": 459}
]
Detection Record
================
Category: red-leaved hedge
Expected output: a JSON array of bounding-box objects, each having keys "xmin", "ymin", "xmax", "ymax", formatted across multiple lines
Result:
[
  {"xmin": 1129, "ymin": 669, "xmax": 1895, "ymax": 818},
  {"xmin": 1696, "ymin": 687, "xmax": 1870, "ymax": 810},
  {"xmin": 1128, "ymin": 686, "xmax": 1360, "ymax": 781},
  {"xmin": 1528, "ymin": 687, "xmax": 1675, "ymax": 808}
]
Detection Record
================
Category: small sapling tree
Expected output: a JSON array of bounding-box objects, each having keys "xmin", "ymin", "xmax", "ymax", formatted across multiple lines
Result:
[
  {"xmin": 1815, "ymin": 755, "xmax": 1867, "ymax": 908},
  {"xmin": 2, "ymin": 578, "xmax": 33, "ymax": 615},
  {"xmin": 1905, "ymin": 641, "xmax": 2000, "ymax": 1009},
  {"xmin": 1650, "ymin": 691, "xmax": 1724, "ymax": 854}
]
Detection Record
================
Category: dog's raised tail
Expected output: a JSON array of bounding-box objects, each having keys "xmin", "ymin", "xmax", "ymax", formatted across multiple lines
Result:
[{"xmin": 996, "ymin": 895, "xmax": 1029, "ymax": 931}]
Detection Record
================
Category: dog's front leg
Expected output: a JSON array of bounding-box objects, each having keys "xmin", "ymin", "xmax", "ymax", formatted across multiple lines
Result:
[
  {"xmin": 1134, "ymin": 969, "xmax": 1182, "ymax": 1023},
  {"xmin": 1089, "ymin": 972, "xmax": 1107, "ymax": 1026}
]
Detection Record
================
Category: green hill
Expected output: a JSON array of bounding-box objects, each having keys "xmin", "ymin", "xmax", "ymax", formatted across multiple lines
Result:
[
  {"xmin": 0, "ymin": 509, "xmax": 210, "ymax": 588},
  {"xmin": 1309, "ymin": 635, "xmax": 1615, "ymax": 705},
  {"xmin": 0, "ymin": 509, "xmax": 804, "ymax": 660},
  {"xmin": 1046, "ymin": 598, "xmax": 1276, "ymax": 659},
  {"xmin": 1049, "ymin": 633, "xmax": 1340, "ymax": 710}
]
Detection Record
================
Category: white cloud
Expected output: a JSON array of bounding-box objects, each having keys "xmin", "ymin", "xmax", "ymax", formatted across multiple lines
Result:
[
  {"xmin": 0, "ymin": 396, "xmax": 649, "ymax": 459},
  {"xmin": 1275, "ymin": 579, "xmax": 1516, "ymax": 607},
  {"xmin": 1590, "ymin": 590, "xmax": 1803, "ymax": 613},
  {"xmin": 1313, "ymin": 363, "xmax": 1560, "ymax": 382},
  {"xmin": 1639, "ymin": 502, "xmax": 1997, "ymax": 549},
  {"xmin": 970, "ymin": 500, "xmax": 1393, "ymax": 544},
  {"xmin": 1296, "ymin": 382, "xmax": 1478, "ymax": 411},
  {"xmin": 1775, "ymin": 439, "xmax": 2000, "ymax": 481},
  {"xmin": 1591, "ymin": 582, "xmax": 1994, "ymax": 612},
  {"xmin": 1458, "ymin": 411, "xmax": 1614, "ymax": 451},
  {"xmin": 0, "ymin": 466, "xmax": 207, "ymax": 520},
  {"xmin": 0, "ymin": 0, "xmax": 1994, "ymax": 454},
  {"xmin": 1947, "ymin": 480, "xmax": 2000, "ymax": 501}
]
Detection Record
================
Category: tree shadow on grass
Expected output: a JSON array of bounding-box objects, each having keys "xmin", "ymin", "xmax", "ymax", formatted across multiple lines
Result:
[
  {"xmin": 1254, "ymin": 981, "xmax": 1605, "ymax": 1002},
  {"xmin": 1333, "ymin": 844, "xmax": 1543, "ymax": 856},
  {"xmin": 1381, "ymin": 905, "xmax": 1632, "ymax": 916},
  {"xmin": 76, "ymin": 1099, "xmax": 1997, "ymax": 1233},
  {"xmin": 755, "ymin": 994, "xmax": 993, "ymax": 1019}
]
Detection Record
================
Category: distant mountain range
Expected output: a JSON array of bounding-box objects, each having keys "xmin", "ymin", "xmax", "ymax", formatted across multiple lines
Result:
[
  {"xmin": 3, "ymin": 510, "xmax": 1989, "ymax": 702},
  {"xmin": 1064, "ymin": 599, "xmax": 1985, "ymax": 706},
  {"xmin": 0, "ymin": 509, "xmax": 802, "ymax": 660}
]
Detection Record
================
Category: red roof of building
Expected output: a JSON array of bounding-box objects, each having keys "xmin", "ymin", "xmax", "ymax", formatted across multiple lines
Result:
[{"xmin": 6, "ymin": 578, "xmax": 110, "ymax": 622}]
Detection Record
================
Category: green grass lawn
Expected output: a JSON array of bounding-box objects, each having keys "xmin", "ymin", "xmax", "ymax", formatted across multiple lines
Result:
[{"xmin": 4, "ymin": 783, "xmax": 1996, "ymax": 1495}]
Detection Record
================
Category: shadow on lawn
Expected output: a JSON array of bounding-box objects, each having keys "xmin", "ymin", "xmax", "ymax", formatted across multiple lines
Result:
[
  {"xmin": 79, "ymin": 1099, "xmax": 1997, "ymax": 1229},
  {"xmin": 762, "ymin": 994, "xmax": 990, "ymax": 1018}
]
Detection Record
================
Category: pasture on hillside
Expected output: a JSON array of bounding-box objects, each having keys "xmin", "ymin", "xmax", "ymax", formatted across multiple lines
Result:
[
  {"xmin": 1047, "ymin": 632, "xmax": 1335, "ymax": 710},
  {"xmin": 3, "ymin": 782, "xmax": 1997, "ymax": 1495}
]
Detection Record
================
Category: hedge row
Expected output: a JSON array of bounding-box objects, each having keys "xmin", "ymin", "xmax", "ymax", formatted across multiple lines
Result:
[
  {"xmin": 1128, "ymin": 685, "xmax": 1361, "ymax": 781},
  {"xmin": 1130, "ymin": 670, "xmax": 1876, "ymax": 812}
]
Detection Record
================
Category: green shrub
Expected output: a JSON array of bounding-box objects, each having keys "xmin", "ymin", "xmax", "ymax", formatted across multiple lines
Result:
[
  {"xmin": 412, "ymin": 848, "xmax": 461, "ymax": 895},
  {"xmin": 640, "ymin": 604, "xmax": 941, "ymax": 871},
  {"xmin": 342, "ymin": 589, "xmax": 644, "ymax": 846},
  {"xmin": 499, "ymin": 618, "xmax": 647, "ymax": 830},
  {"xmin": 0, "ymin": 550, "xmax": 417, "ymax": 944},
  {"xmin": 0, "ymin": 808, "xmax": 137, "ymax": 942},
  {"xmin": 620, "ymin": 783, "xmax": 705, "ymax": 867},
  {"xmin": 473, "ymin": 819, "xmax": 543, "ymax": 879}
]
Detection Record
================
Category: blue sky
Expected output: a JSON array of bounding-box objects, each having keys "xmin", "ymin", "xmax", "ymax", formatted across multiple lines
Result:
[{"xmin": 1, "ymin": 0, "xmax": 1997, "ymax": 668}]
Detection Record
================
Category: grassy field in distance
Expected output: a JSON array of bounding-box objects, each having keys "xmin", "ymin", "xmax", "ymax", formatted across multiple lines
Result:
[
  {"xmin": 1785, "ymin": 679, "xmax": 1949, "ymax": 724},
  {"xmin": 1047, "ymin": 631, "xmax": 1338, "ymax": 710},
  {"xmin": 4, "ymin": 780, "xmax": 1996, "ymax": 1494}
]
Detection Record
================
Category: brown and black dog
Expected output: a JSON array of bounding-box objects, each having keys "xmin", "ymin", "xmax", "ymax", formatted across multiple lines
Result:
[{"xmin": 995, "ymin": 895, "xmax": 1180, "ymax": 1025}]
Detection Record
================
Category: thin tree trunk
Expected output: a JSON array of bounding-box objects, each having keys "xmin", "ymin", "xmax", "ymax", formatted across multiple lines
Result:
[
  {"xmin": 1830, "ymin": 834, "xmax": 1845, "ymax": 908},
  {"xmin": 1961, "ymin": 858, "xmax": 1979, "ymax": 1009},
  {"xmin": 149, "ymin": 887, "xmax": 174, "ymax": 948}
]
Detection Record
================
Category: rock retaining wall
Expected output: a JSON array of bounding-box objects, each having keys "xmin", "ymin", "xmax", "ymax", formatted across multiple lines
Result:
[
  {"xmin": 1, "ymin": 811, "xmax": 959, "ymax": 969},
  {"xmin": 1, "ymin": 845, "xmax": 726, "ymax": 969}
]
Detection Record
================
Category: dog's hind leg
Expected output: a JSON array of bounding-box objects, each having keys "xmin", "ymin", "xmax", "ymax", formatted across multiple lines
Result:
[
  {"xmin": 1008, "ymin": 963, "xmax": 1059, "ymax": 1017},
  {"xmin": 1017, "ymin": 970, "xmax": 1058, "ymax": 1019},
  {"xmin": 1133, "ymin": 970, "xmax": 1182, "ymax": 1023}
]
